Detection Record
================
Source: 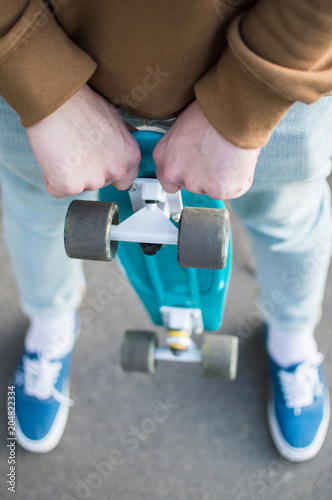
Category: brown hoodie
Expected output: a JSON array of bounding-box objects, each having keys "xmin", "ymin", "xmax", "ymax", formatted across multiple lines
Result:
[{"xmin": 1, "ymin": 0, "xmax": 332, "ymax": 148}]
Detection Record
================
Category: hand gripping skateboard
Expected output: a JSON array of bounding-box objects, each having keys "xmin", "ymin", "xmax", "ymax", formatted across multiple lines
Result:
[{"xmin": 64, "ymin": 131, "xmax": 238, "ymax": 379}]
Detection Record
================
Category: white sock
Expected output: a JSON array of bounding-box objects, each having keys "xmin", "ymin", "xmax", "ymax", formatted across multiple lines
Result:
[
  {"xmin": 25, "ymin": 310, "xmax": 77, "ymax": 360},
  {"xmin": 267, "ymin": 325, "xmax": 318, "ymax": 368}
]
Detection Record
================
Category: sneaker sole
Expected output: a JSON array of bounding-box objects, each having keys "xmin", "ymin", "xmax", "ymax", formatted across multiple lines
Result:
[{"xmin": 267, "ymin": 387, "xmax": 330, "ymax": 462}]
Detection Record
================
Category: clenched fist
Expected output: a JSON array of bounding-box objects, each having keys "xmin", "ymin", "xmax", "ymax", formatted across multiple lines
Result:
[
  {"xmin": 153, "ymin": 100, "xmax": 260, "ymax": 200},
  {"xmin": 27, "ymin": 84, "xmax": 141, "ymax": 198}
]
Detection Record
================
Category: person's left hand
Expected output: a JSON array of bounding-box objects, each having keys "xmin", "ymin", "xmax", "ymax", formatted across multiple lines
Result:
[{"xmin": 153, "ymin": 100, "xmax": 260, "ymax": 200}]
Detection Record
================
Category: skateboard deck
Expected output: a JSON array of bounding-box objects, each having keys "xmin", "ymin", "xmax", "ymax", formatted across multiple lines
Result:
[
  {"xmin": 99, "ymin": 131, "xmax": 232, "ymax": 332},
  {"xmin": 65, "ymin": 130, "xmax": 237, "ymax": 378}
]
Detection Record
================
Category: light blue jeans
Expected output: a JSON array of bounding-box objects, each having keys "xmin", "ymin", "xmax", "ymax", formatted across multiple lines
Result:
[
  {"xmin": 0, "ymin": 97, "xmax": 97, "ymax": 318},
  {"xmin": 0, "ymin": 96, "xmax": 332, "ymax": 335}
]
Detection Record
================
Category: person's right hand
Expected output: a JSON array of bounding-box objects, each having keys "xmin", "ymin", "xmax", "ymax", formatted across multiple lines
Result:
[{"xmin": 26, "ymin": 84, "xmax": 141, "ymax": 198}]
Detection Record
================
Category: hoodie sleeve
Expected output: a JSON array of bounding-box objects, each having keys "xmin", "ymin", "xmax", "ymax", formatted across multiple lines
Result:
[
  {"xmin": 195, "ymin": 0, "xmax": 332, "ymax": 149},
  {"xmin": 0, "ymin": 0, "xmax": 97, "ymax": 127}
]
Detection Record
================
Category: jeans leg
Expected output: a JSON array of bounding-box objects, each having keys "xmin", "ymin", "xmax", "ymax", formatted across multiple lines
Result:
[
  {"xmin": 230, "ymin": 98, "xmax": 332, "ymax": 333},
  {"xmin": 0, "ymin": 97, "xmax": 97, "ymax": 318},
  {"xmin": 230, "ymin": 179, "xmax": 331, "ymax": 333}
]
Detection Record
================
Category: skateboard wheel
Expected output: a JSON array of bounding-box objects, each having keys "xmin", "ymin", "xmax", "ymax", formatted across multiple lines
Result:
[
  {"xmin": 121, "ymin": 330, "xmax": 157, "ymax": 373},
  {"xmin": 64, "ymin": 200, "xmax": 119, "ymax": 261},
  {"xmin": 201, "ymin": 333, "xmax": 238, "ymax": 379},
  {"xmin": 177, "ymin": 207, "xmax": 229, "ymax": 269}
]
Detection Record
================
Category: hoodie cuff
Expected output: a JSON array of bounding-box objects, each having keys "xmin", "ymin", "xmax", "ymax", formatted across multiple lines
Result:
[
  {"xmin": 0, "ymin": 0, "xmax": 97, "ymax": 127},
  {"xmin": 195, "ymin": 14, "xmax": 324, "ymax": 149}
]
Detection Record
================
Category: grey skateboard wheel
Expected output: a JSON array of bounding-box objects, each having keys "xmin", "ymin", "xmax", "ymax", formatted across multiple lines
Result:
[
  {"xmin": 64, "ymin": 200, "xmax": 119, "ymax": 261},
  {"xmin": 201, "ymin": 333, "xmax": 238, "ymax": 379},
  {"xmin": 177, "ymin": 207, "xmax": 230, "ymax": 269},
  {"xmin": 121, "ymin": 330, "xmax": 157, "ymax": 373}
]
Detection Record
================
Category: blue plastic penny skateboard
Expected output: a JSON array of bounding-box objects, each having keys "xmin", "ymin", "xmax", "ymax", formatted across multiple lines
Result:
[{"xmin": 64, "ymin": 130, "xmax": 238, "ymax": 379}]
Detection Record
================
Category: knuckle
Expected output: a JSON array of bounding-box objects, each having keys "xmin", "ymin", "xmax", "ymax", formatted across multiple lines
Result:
[
  {"xmin": 103, "ymin": 157, "xmax": 125, "ymax": 181},
  {"xmin": 110, "ymin": 163, "xmax": 127, "ymax": 182},
  {"xmin": 236, "ymin": 178, "xmax": 253, "ymax": 197},
  {"xmin": 85, "ymin": 174, "xmax": 106, "ymax": 192},
  {"xmin": 46, "ymin": 186, "xmax": 62, "ymax": 199},
  {"xmin": 247, "ymin": 176, "xmax": 254, "ymax": 189},
  {"xmin": 59, "ymin": 176, "xmax": 86, "ymax": 197},
  {"xmin": 207, "ymin": 185, "xmax": 224, "ymax": 200},
  {"xmin": 63, "ymin": 184, "xmax": 83, "ymax": 198},
  {"xmin": 181, "ymin": 180, "xmax": 196, "ymax": 193},
  {"xmin": 152, "ymin": 144, "xmax": 162, "ymax": 164},
  {"xmin": 48, "ymin": 184, "xmax": 76, "ymax": 198},
  {"xmin": 85, "ymin": 181, "xmax": 101, "ymax": 192},
  {"xmin": 126, "ymin": 136, "xmax": 141, "ymax": 164},
  {"xmin": 130, "ymin": 146, "xmax": 141, "ymax": 168},
  {"xmin": 162, "ymin": 163, "xmax": 180, "ymax": 185}
]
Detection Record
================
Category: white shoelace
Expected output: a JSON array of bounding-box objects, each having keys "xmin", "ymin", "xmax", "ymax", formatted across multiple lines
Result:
[
  {"xmin": 19, "ymin": 355, "xmax": 74, "ymax": 407},
  {"xmin": 278, "ymin": 352, "xmax": 324, "ymax": 415}
]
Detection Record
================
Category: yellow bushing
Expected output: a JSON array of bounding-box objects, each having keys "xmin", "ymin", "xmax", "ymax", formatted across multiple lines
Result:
[{"xmin": 168, "ymin": 330, "xmax": 190, "ymax": 350}]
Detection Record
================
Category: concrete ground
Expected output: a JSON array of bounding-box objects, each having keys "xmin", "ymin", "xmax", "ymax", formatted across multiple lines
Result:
[{"xmin": 1, "ymin": 206, "xmax": 332, "ymax": 500}]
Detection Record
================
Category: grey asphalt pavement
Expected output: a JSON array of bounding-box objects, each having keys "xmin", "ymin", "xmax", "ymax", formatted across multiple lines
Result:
[{"xmin": 1, "ymin": 205, "xmax": 332, "ymax": 500}]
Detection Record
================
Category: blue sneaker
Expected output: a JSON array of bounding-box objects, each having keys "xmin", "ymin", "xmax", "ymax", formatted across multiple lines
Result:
[
  {"xmin": 12, "ymin": 346, "xmax": 75, "ymax": 453},
  {"xmin": 267, "ymin": 350, "xmax": 330, "ymax": 462}
]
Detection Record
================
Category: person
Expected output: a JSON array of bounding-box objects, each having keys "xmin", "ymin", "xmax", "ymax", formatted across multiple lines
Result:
[{"xmin": 0, "ymin": 0, "xmax": 332, "ymax": 461}]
